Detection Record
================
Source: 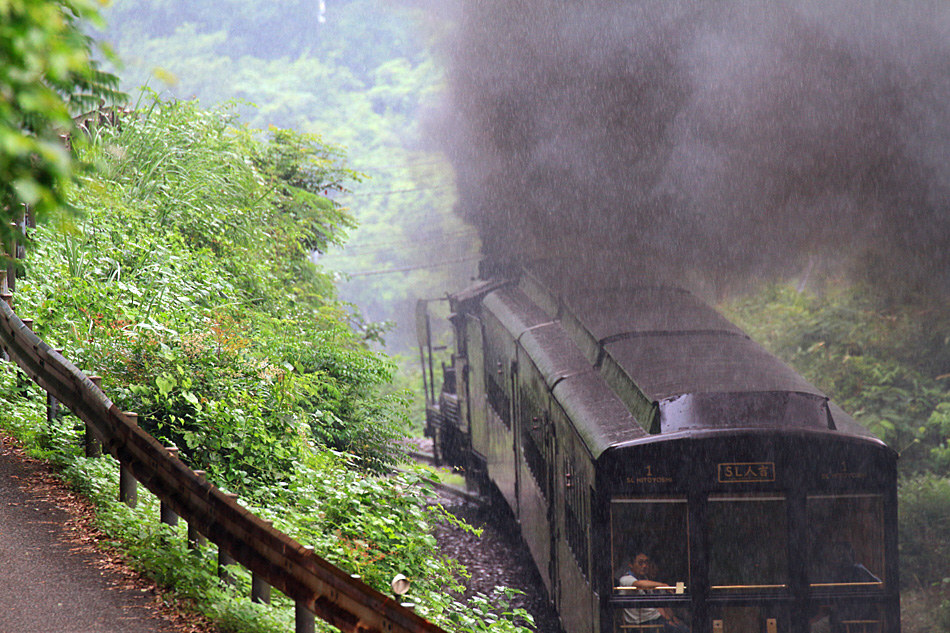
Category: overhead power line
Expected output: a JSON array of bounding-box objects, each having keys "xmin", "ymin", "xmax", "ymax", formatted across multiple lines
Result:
[
  {"xmin": 354, "ymin": 158, "xmax": 449, "ymax": 171},
  {"xmin": 329, "ymin": 238, "xmax": 477, "ymax": 258},
  {"xmin": 338, "ymin": 229, "xmax": 477, "ymax": 252},
  {"xmin": 345, "ymin": 184, "xmax": 454, "ymax": 197},
  {"xmin": 338, "ymin": 255, "xmax": 481, "ymax": 278}
]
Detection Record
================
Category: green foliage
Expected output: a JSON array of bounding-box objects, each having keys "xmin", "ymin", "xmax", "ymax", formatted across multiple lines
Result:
[
  {"xmin": 237, "ymin": 126, "xmax": 360, "ymax": 254},
  {"xmin": 0, "ymin": 95, "xmax": 531, "ymax": 632},
  {"xmin": 898, "ymin": 474, "xmax": 950, "ymax": 588},
  {"xmin": 105, "ymin": 0, "xmax": 425, "ymax": 79},
  {"xmin": 19, "ymin": 96, "xmax": 411, "ymax": 480},
  {"xmin": 723, "ymin": 283, "xmax": 950, "ymax": 474},
  {"xmin": 0, "ymin": 0, "xmax": 124, "ymax": 248},
  {"xmin": 929, "ymin": 404, "xmax": 950, "ymax": 471}
]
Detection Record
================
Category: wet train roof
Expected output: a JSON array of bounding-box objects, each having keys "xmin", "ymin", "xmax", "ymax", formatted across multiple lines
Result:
[{"xmin": 462, "ymin": 265, "xmax": 880, "ymax": 458}]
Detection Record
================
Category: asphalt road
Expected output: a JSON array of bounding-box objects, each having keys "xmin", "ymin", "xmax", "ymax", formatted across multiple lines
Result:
[{"xmin": 0, "ymin": 434, "xmax": 174, "ymax": 633}]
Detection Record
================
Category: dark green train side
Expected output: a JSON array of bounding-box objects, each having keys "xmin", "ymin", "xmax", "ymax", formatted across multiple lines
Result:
[{"xmin": 420, "ymin": 264, "xmax": 900, "ymax": 633}]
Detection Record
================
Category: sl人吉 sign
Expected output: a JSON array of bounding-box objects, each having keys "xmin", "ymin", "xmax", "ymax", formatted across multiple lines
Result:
[{"xmin": 718, "ymin": 462, "xmax": 775, "ymax": 483}]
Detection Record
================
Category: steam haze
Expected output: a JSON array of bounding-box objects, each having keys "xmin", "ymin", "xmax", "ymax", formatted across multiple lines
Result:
[{"xmin": 438, "ymin": 1, "xmax": 950, "ymax": 296}]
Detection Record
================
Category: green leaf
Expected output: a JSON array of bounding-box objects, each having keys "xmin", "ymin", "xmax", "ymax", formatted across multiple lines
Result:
[{"xmin": 155, "ymin": 375, "xmax": 176, "ymax": 397}]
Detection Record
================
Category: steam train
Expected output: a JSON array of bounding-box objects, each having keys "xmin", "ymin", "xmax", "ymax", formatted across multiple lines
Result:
[{"xmin": 418, "ymin": 262, "xmax": 900, "ymax": 633}]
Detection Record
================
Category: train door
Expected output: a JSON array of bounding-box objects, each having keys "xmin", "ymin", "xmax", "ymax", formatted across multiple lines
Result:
[
  {"xmin": 545, "ymin": 409, "xmax": 560, "ymax": 610},
  {"xmin": 482, "ymin": 310, "xmax": 520, "ymax": 516},
  {"xmin": 511, "ymin": 356, "xmax": 522, "ymax": 520},
  {"xmin": 464, "ymin": 316, "xmax": 489, "ymax": 475}
]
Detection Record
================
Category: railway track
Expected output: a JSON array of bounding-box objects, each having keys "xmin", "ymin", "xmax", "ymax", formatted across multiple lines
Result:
[{"xmin": 401, "ymin": 449, "xmax": 485, "ymax": 506}]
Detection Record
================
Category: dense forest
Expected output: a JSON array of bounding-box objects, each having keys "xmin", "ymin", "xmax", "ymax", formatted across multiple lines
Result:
[{"xmin": 1, "ymin": 0, "xmax": 949, "ymax": 631}]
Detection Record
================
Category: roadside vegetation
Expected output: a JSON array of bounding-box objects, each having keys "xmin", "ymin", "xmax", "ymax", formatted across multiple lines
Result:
[
  {"xmin": 723, "ymin": 284, "xmax": 950, "ymax": 631},
  {"xmin": 0, "ymin": 94, "xmax": 532, "ymax": 633}
]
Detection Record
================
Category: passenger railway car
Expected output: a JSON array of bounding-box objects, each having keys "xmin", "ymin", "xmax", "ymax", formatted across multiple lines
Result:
[{"xmin": 419, "ymin": 263, "xmax": 900, "ymax": 633}]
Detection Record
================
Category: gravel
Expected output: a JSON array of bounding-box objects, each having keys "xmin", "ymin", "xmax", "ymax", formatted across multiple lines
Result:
[{"xmin": 433, "ymin": 496, "xmax": 563, "ymax": 632}]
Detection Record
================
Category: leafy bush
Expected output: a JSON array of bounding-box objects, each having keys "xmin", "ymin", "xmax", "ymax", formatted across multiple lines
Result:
[
  {"xmin": 0, "ymin": 0, "xmax": 124, "ymax": 246},
  {"xmin": 898, "ymin": 475, "xmax": 950, "ymax": 588},
  {"xmin": 20, "ymin": 96, "xmax": 409, "ymax": 478}
]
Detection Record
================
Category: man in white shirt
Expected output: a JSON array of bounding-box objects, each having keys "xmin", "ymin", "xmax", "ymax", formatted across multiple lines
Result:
[{"xmin": 618, "ymin": 552, "xmax": 689, "ymax": 632}]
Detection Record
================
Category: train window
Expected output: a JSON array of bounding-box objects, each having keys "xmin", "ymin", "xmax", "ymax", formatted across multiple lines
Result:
[
  {"xmin": 486, "ymin": 368, "xmax": 511, "ymax": 429},
  {"xmin": 708, "ymin": 494, "xmax": 788, "ymax": 591},
  {"xmin": 807, "ymin": 494, "xmax": 885, "ymax": 590},
  {"xmin": 610, "ymin": 499, "xmax": 690, "ymax": 594},
  {"xmin": 482, "ymin": 329, "xmax": 512, "ymax": 429},
  {"xmin": 613, "ymin": 605, "xmax": 692, "ymax": 633},
  {"xmin": 564, "ymin": 455, "xmax": 590, "ymax": 579},
  {"xmin": 808, "ymin": 602, "xmax": 886, "ymax": 633},
  {"xmin": 519, "ymin": 386, "xmax": 550, "ymax": 501}
]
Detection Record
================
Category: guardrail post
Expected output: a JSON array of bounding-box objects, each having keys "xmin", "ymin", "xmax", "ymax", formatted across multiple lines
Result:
[
  {"xmin": 187, "ymin": 470, "xmax": 208, "ymax": 550},
  {"xmin": 6, "ymin": 225, "xmax": 16, "ymax": 294},
  {"xmin": 295, "ymin": 546, "xmax": 317, "ymax": 633},
  {"xmin": 218, "ymin": 492, "xmax": 239, "ymax": 585},
  {"xmin": 160, "ymin": 446, "xmax": 180, "ymax": 528},
  {"xmin": 217, "ymin": 548, "xmax": 237, "ymax": 585},
  {"xmin": 251, "ymin": 572, "xmax": 272, "ymax": 605},
  {"xmin": 45, "ymin": 348, "xmax": 64, "ymax": 424},
  {"xmin": 84, "ymin": 376, "xmax": 103, "ymax": 457},
  {"xmin": 119, "ymin": 412, "xmax": 138, "ymax": 507},
  {"xmin": 1, "ymin": 292, "xmax": 12, "ymax": 364},
  {"xmin": 251, "ymin": 519, "xmax": 273, "ymax": 604},
  {"xmin": 15, "ymin": 318, "xmax": 33, "ymax": 392},
  {"xmin": 46, "ymin": 391, "xmax": 59, "ymax": 423},
  {"xmin": 295, "ymin": 602, "xmax": 315, "ymax": 633}
]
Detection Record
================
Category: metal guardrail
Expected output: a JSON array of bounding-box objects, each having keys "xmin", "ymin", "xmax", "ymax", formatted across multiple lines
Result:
[{"xmin": 0, "ymin": 293, "xmax": 449, "ymax": 633}]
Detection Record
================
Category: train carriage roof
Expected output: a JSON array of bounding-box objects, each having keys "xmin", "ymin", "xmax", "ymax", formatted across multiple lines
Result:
[
  {"xmin": 482, "ymin": 283, "xmax": 553, "ymax": 334},
  {"xmin": 602, "ymin": 333, "xmax": 821, "ymax": 400},
  {"xmin": 457, "ymin": 262, "xmax": 884, "ymax": 458},
  {"xmin": 518, "ymin": 264, "xmax": 879, "ymax": 443},
  {"xmin": 552, "ymin": 372, "xmax": 648, "ymax": 456},
  {"xmin": 479, "ymin": 285, "xmax": 651, "ymax": 455}
]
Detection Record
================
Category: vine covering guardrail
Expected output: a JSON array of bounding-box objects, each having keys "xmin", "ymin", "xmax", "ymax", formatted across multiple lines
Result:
[{"xmin": 0, "ymin": 292, "xmax": 447, "ymax": 633}]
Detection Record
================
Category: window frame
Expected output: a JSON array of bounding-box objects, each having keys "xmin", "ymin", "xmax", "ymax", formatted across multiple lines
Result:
[{"xmin": 706, "ymin": 493, "xmax": 791, "ymax": 593}]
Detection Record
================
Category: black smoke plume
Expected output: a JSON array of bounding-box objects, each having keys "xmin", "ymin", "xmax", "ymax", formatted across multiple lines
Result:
[{"xmin": 438, "ymin": 1, "xmax": 950, "ymax": 298}]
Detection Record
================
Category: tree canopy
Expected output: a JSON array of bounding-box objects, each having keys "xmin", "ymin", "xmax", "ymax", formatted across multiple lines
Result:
[{"xmin": 0, "ymin": 0, "xmax": 123, "ymax": 247}]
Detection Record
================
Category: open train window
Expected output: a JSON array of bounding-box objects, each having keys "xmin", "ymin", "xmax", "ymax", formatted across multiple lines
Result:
[
  {"xmin": 708, "ymin": 494, "xmax": 788, "ymax": 592},
  {"xmin": 610, "ymin": 498, "xmax": 690, "ymax": 593},
  {"xmin": 807, "ymin": 494, "xmax": 885, "ymax": 590}
]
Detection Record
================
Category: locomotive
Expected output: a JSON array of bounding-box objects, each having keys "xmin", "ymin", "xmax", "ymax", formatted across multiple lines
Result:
[{"xmin": 418, "ymin": 262, "xmax": 900, "ymax": 633}]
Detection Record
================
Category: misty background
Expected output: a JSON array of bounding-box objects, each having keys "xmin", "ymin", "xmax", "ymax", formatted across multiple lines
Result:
[{"xmin": 101, "ymin": 0, "xmax": 479, "ymax": 352}]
